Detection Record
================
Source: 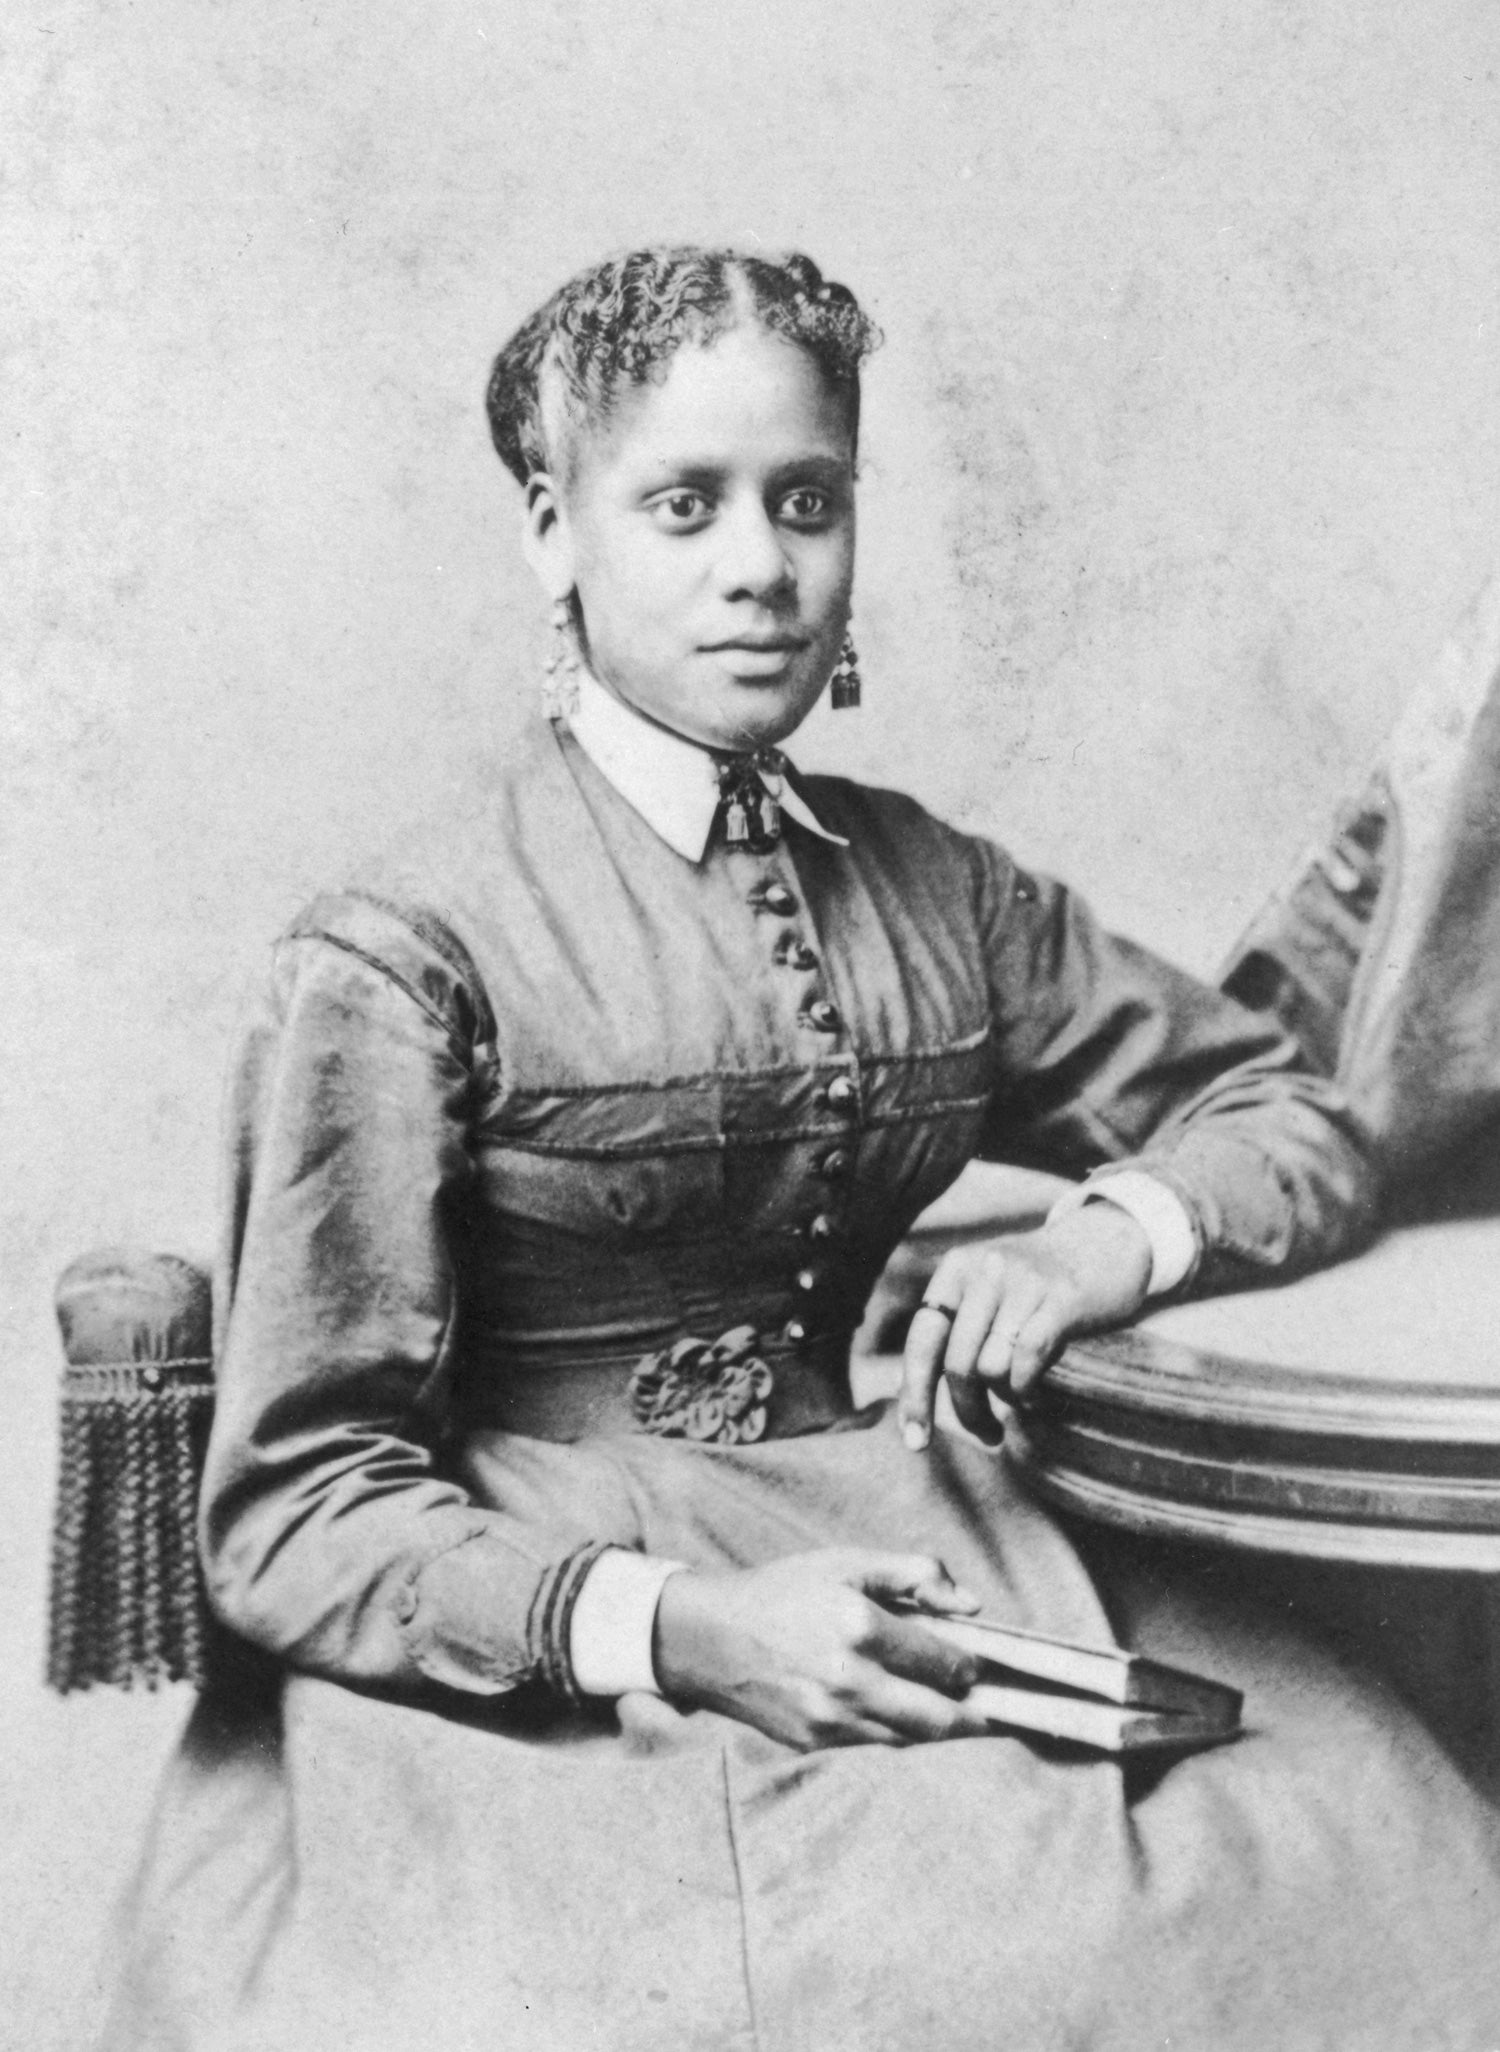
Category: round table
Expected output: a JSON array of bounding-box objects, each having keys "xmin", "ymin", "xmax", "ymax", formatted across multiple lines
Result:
[
  {"xmin": 870, "ymin": 1160, "xmax": 1500, "ymax": 1571},
  {"xmin": 1008, "ymin": 1205, "xmax": 1500, "ymax": 1571}
]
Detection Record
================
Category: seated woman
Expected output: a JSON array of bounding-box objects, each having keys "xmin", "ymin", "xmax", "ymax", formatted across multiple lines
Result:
[{"xmin": 106, "ymin": 248, "xmax": 1500, "ymax": 2052}]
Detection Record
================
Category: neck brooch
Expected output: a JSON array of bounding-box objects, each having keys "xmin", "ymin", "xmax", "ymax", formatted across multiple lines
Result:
[{"xmin": 713, "ymin": 749, "xmax": 787, "ymax": 853}]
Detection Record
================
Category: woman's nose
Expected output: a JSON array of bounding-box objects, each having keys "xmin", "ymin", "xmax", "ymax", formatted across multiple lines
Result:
[{"xmin": 716, "ymin": 500, "xmax": 793, "ymax": 599}]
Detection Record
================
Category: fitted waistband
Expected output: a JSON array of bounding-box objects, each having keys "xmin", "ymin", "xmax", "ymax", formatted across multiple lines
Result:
[{"xmin": 456, "ymin": 1330, "xmax": 857, "ymax": 1444}]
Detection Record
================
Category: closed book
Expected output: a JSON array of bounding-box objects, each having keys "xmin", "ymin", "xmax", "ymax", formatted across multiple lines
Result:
[
  {"xmin": 905, "ymin": 1611, "xmax": 1242, "ymax": 1727},
  {"xmin": 965, "ymin": 1682, "xmax": 1239, "ymax": 1756}
]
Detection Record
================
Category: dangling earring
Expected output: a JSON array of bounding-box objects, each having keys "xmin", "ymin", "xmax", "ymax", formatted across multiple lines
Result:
[
  {"xmin": 829, "ymin": 632, "xmax": 862, "ymax": 711},
  {"xmin": 542, "ymin": 596, "xmax": 582, "ymax": 722}
]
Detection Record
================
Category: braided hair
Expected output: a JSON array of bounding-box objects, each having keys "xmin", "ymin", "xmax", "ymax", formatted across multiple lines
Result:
[{"xmin": 486, "ymin": 246, "xmax": 881, "ymax": 487}]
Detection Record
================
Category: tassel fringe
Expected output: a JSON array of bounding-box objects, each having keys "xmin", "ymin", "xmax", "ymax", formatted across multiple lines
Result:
[{"xmin": 48, "ymin": 1359, "xmax": 216, "ymax": 1692}]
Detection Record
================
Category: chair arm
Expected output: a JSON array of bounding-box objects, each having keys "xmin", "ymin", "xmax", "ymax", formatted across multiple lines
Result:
[{"xmin": 49, "ymin": 1248, "xmax": 215, "ymax": 1693}]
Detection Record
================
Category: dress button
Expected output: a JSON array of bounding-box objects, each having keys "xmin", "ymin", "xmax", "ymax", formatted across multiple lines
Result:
[
  {"xmin": 761, "ymin": 882, "xmax": 798, "ymax": 915},
  {"xmin": 808, "ymin": 1213, "xmax": 836, "ymax": 1241},
  {"xmin": 823, "ymin": 1073, "xmax": 855, "ymax": 1108},
  {"xmin": 1322, "ymin": 849, "xmax": 1364, "ymax": 897},
  {"xmin": 804, "ymin": 1000, "xmax": 841, "ymax": 1033},
  {"xmin": 784, "ymin": 942, "xmax": 819, "ymax": 972},
  {"xmin": 795, "ymin": 1267, "xmax": 818, "ymax": 1293},
  {"xmin": 818, "ymin": 1147, "xmax": 850, "ymax": 1178},
  {"xmin": 784, "ymin": 1317, "xmax": 808, "ymax": 1343}
]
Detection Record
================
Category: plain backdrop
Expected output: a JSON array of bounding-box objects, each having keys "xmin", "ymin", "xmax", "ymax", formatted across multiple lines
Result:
[{"xmin": 5, "ymin": 2, "xmax": 1500, "ymax": 2043}]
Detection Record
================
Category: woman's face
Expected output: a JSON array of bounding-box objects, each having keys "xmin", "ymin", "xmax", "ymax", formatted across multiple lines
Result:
[{"xmin": 529, "ymin": 324, "xmax": 856, "ymax": 753}]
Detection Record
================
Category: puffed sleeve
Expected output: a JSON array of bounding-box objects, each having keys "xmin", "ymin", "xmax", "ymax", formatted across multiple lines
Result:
[
  {"xmin": 200, "ymin": 893, "xmax": 631, "ymax": 1698},
  {"xmin": 968, "ymin": 842, "xmax": 1378, "ymax": 1292}
]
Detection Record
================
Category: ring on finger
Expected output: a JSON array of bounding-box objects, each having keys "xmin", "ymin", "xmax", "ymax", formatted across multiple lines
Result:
[{"xmin": 917, "ymin": 1299, "xmax": 957, "ymax": 1326}]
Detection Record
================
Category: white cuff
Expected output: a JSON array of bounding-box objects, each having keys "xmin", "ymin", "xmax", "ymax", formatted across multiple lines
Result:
[
  {"xmin": 1046, "ymin": 1171, "xmax": 1197, "ymax": 1296},
  {"xmin": 568, "ymin": 1549, "xmax": 688, "ymax": 1698}
]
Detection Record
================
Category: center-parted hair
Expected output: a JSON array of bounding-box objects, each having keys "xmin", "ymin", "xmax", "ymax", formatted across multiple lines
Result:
[{"xmin": 486, "ymin": 246, "xmax": 881, "ymax": 486}]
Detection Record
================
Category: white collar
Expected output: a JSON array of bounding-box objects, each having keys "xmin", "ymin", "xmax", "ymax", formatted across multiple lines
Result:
[{"xmin": 564, "ymin": 669, "xmax": 847, "ymax": 864}]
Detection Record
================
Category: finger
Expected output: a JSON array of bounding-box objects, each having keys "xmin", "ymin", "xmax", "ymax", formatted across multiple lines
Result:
[
  {"xmin": 854, "ymin": 1670, "xmax": 996, "ymax": 1744},
  {"xmin": 817, "ymin": 1717, "xmax": 905, "ymax": 1750},
  {"xmin": 899, "ymin": 1302, "xmax": 955, "ymax": 1451},
  {"xmin": 944, "ymin": 1366, "xmax": 1006, "ymax": 1445},
  {"xmin": 974, "ymin": 1324, "xmax": 1017, "ymax": 1384},
  {"xmin": 940, "ymin": 1273, "xmax": 1003, "ymax": 1379},
  {"xmin": 974, "ymin": 1268, "xmax": 1045, "ymax": 1379},
  {"xmin": 867, "ymin": 1613, "xmax": 980, "ymax": 1697},
  {"xmin": 1008, "ymin": 1306, "xmax": 1068, "ymax": 1398},
  {"xmin": 851, "ymin": 1552, "xmax": 981, "ymax": 1615}
]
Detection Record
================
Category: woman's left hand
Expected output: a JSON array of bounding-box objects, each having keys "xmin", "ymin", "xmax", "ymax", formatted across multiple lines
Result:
[{"xmin": 897, "ymin": 1204, "xmax": 1152, "ymax": 1450}]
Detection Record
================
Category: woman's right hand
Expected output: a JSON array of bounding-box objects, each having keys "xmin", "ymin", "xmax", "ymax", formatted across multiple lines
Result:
[{"xmin": 651, "ymin": 1549, "xmax": 993, "ymax": 1751}]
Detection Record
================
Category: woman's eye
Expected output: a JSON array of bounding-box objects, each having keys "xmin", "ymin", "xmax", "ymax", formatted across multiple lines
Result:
[
  {"xmin": 652, "ymin": 491, "xmax": 710, "ymax": 527},
  {"xmin": 780, "ymin": 488, "xmax": 831, "ymax": 525}
]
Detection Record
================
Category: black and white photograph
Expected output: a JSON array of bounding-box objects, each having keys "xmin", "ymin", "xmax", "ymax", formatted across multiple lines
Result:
[{"xmin": 7, "ymin": 4, "xmax": 1500, "ymax": 2046}]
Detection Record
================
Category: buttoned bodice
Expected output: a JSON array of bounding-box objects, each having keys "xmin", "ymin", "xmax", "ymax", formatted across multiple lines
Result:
[{"xmin": 325, "ymin": 722, "xmax": 997, "ymax": 1408}]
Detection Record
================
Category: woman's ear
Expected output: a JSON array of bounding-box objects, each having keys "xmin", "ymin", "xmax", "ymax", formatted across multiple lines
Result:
[{"xmin": 521, "ymin": 473, "xmax": 577, "ymax": 602}]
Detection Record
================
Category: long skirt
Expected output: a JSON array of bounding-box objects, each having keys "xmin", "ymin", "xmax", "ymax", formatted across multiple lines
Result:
[{"xmin": 102, "ymin": 1407, "xmax": 1500, "ymax": 2052}]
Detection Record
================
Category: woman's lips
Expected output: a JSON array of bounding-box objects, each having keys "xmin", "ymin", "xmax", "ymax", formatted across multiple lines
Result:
[
  {"xmin": 702, "ymin": 637, "xmax": 809, "ymax": 675},
  {"xmin": 702, "ymin": 637, "xmax": 808, "ymax": 652}
]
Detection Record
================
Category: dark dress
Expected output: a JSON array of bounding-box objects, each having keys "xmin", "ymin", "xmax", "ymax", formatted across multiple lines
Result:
[{"xmin": 104, "ymin": 716, "xmax": 1500, "ymax": 2051}]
